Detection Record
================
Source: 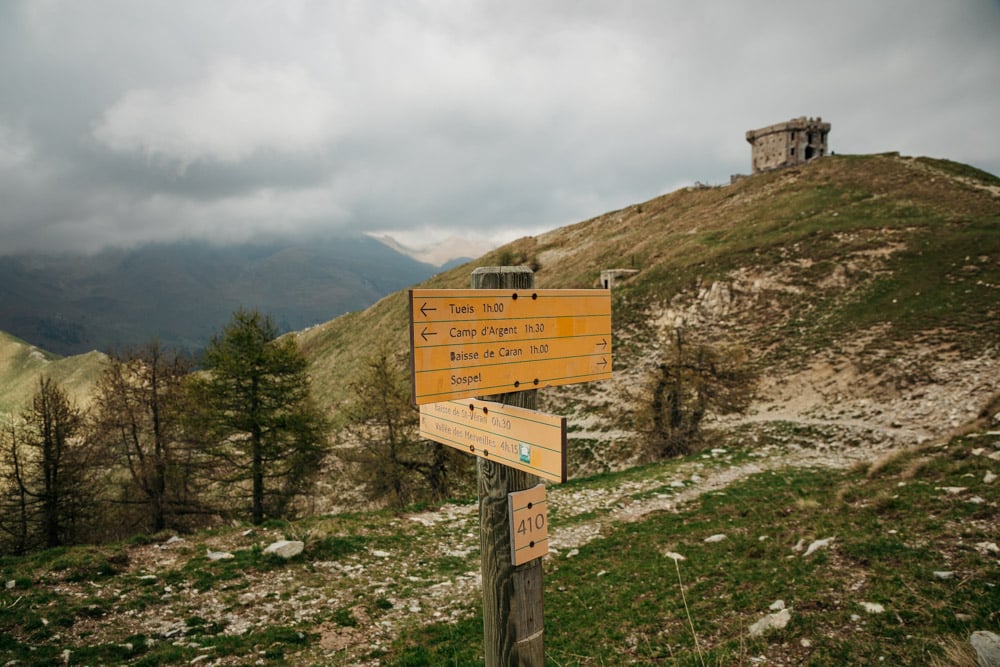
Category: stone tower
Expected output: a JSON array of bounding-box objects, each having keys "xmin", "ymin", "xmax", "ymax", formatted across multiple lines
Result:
[{"xmin": 746, "ymin": 117, "xmax": 830, "ymax": 174}]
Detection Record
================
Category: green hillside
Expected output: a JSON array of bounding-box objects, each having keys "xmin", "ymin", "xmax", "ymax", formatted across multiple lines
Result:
[
  {"xmin": 300, "ymin": 153, "xmax": 999, "ymax": 451},
  {"xmin": 0, "ymin": 331, "xmax": 106, "ymax": 416},
  {"xmin": 1, "ymin": 152, "xmax": 998, "ymax": 665}
]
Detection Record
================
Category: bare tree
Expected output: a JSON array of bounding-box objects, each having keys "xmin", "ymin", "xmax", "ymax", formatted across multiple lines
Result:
[
  {"xmin": 635, "ymin": 327, "xmax": 758, "ymax": 459},
  {"xmin": 90, "ymin": 342, "xmax": 201, "ymax": 534},
  {"xmin": 340, "ymin": 346, "xmax": 471, "ymax": 508},
  {"xmin": 0, "ymin": 377, "xmax": 98, "ymax": 553}
]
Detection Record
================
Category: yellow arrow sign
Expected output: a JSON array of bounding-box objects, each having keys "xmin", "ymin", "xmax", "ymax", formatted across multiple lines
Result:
[
  {"xmin": 410, "ymin": 288, "xmax": 612, "ymax": 404},
  {"xmin": 420, "ymin": 399, "xmax": 567, "ymax": 483}
]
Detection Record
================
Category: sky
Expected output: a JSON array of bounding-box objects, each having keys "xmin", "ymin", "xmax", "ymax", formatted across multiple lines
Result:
[{"xmin": 1, "ymin": 1, "xmax": 998, "ymax": 257}]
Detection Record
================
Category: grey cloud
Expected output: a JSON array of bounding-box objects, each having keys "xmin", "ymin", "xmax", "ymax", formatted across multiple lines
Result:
[{"xmin": 0, "ymin": 1, "xmax": 997, "ymax": 255}]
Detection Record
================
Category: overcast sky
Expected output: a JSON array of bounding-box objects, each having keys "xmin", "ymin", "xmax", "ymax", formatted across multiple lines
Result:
[{"xmin": 1, "ymin": 1, "xmax": 998, "ymax": 256}]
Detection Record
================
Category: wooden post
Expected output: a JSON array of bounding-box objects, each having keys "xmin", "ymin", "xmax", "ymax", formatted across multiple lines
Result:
[{"xmin": 472, "ymin": 266, "xmax": 545, "ymax": 667}]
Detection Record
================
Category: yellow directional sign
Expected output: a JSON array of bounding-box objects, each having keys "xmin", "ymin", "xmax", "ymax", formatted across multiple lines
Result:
[
  {"xmin": 409, "ymin": 288, "xmax": 612, "ymax": 404},
  {"xmin": 419, "ymin": 398, "xmax": 567, "ymax": 483}
]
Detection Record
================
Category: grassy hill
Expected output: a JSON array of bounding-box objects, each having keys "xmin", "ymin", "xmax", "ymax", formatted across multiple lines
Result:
[
  {"xmin": 0, "ymin": 418, "xmax": 996, "ymax": 665},
  {"xmin": 0, "ymin": 331, "xmax": 106, "ymax": 416},
  {"xmin": 0, "ymin": 152, "xmax": 998, "ymax": 665},
  {"xmin": 299, "ymin": 152, "xmax": 999, "ymax": 470}
]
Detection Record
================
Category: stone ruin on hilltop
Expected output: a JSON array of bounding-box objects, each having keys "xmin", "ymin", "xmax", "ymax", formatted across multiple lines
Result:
[{"xmin": 746, "ymin": 116, "xmax": 831, "ymax": 174}]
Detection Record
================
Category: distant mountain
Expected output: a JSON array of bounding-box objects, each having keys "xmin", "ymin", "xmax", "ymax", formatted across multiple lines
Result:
[
  {"xmin": 0, "ymin": 235, "xmax": 441, "ymax": 356},
  {"xmin": 367, "ymin": 232, "xmax": 494, "ymax": 267}
]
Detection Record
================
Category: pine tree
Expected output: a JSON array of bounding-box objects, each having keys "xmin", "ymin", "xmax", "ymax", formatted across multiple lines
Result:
[{"xmin": 191, "ymin": 308, "xmax": 328, "ymax": 524}]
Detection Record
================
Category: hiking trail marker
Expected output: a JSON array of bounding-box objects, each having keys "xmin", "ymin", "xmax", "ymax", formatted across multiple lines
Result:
[
  {"xmin": 508, "ymin": 484, "xmax": 548, "ymax": 566},
  {"xmin": 419, "ymin": 398, "xmax": 567, "ymax": 483},
  {"xmin": 408, "ymin": 268, "xmax": 614, "ymax": 666},
  {"xmin": 409, "ymin": 288, "xmax": 612, "ymax": 405}
]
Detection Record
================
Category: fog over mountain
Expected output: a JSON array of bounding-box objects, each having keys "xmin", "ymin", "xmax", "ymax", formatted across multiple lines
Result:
[{"xmin": 0, "ymin": 234, "xmax": 440, "ymax": 356}]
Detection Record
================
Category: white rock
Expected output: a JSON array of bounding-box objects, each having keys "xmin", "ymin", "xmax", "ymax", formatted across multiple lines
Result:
[
  {"xmin": 670, "ymin": 481, "xmax": 685, "ymax": 488},
  {"xmin": 263, "ymin": 540, "xmax": 304, "ymax": 559},
  {"xmin": 804, "ymin": 537, "xmax": 835, "ymax": 557},
  {"xmin": 975, "ymin": 542, "xmax": 999, "ymax": 556},
  {"xmin": 206, "ymin": 549, "xmax": 234, "ymax": 561},
  {"xmin": 792, "ymin": 539, "xmax": 806, "ymax": 552},
  {"xmin": 800, "ymin": 638, "xmax": 812, "ymax": 648},
  {"xmin": 769, "ymin": 600, "xmax": 785, "ymax": 611},
  {"xmin": 704, "ymin": 534, "xmax": 727, "ymax": 544},
  {"xmin": 566, "ymin": 549, "xmax": 580, "ymax": 558},
  {"xmin": 164, "ymin": 536, "xmax": 184, "ymax": 545},
  {"xmin": 968, "ymin": 496, "xmax": 986, "ymax": 504},
  {"xmin": 933, "ymin": 571, "xmax": 956, "ymax": 580},
  {"xmin": 748, "ymin": 608, "xmax": 791, "ymax": 636},
  {"xmin": 663, "ymin": 551, "xmax": 686, "ymax": 562},
  {"xmin": 860, "ymin": 602, "xmax": 885, "ymax": 614},
  {"xmin": 940, "ymin": 486, "xmax": 968, "ymax": 495},
  {"xmin": 371, "ymin": 550, "xmax": 390, "ymax": 558},
  {"xmin": 984, "ymin": 471, "xmax": 997, "ymax": 485},
  {"xmin": 971, "ymin": 630, "xmax": 1000, "ymax": 667},
  {"xmin": 4, "ymin": 580, "xmax": 14, "ymax": 590}
]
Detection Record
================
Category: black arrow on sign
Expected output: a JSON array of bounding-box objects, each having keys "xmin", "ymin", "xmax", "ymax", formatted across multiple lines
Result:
[
  {"xmin": 421, "ymin": 327, "xmax": 437, "ymax": 342},
  {"xmin": 597, "ymin": 358, "xmax": 609, "ymax": 370},
  {"xmin": 597, "ymin": 338, "xmax": 608, "ymax": 350},
  {"xmin": 420, "ymin": 303, "xmax": 437, "ymax": 318}
]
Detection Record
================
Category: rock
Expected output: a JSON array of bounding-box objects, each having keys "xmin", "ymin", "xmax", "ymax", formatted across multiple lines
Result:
[
  {"xmin": 940, "ymin": 486, "xmax": 968, "ymax": 495},
  {"xmin": 769, "ymin": 600, "xmax": 785, "ymax": 611},
  {"xmin": 984, "ymin": 471, "xmax": 997, "ymax": 485},
  {"xmin": 749, "ymin": 608, "xmax": 791, "ymax": 636},
  {"xmin": 5, "ymin": 580, "xmax": 14, "ymax": 590},
  {"xmin": 804, "ymin": 537, "xmax": 835, "ymax": 557},
  {"xmin": 206, "ymin": 549, "xmax": 234, "ymax": 561},
  {"xmin": 704, "ymin": 534, "xmax": 727, "ymax": 543},
  {"xmin": 164, "ymin": 535, "xmax": 184, "ymax": 545},
  {"xmin": 263, "ymin": 540, "xmax": 304, "ymax": 559},
  {"xmin": 971, "ymin": 630, "xmax": 1000, "ymax": 667},
  {"xmin": 933, "ymin": 571, "xmax": 956, "ymax": 580},
  {"xmin": 975, "ymin": 542, "xmax": 999, "ymax": 556},
  {"xmin": 566, "ymin": 549, "xmax": 580, "ymax": 558},
  {"xmin": 860, "ymin": 601, "xmax": 885, "ymax": 614},
  {"xmin": 663, "ymin": 551, "xmax": 686, "ymax": 562}
]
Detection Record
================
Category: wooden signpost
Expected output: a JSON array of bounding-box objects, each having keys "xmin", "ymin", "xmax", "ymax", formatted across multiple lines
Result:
[
  {"xmin": 419, "ymin": 398, "xmax": 567, "ymax": 483},
  {"xmin": 409, "ymin": 266, "xmax": 612, "ymax": 667},
  {"xmin": 409, "ymin": 287, "xmax": 611, "ymax": 404},
  {"xmin": 508, "ymin": 484, "xmax": 549, "ymax": 566}
]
